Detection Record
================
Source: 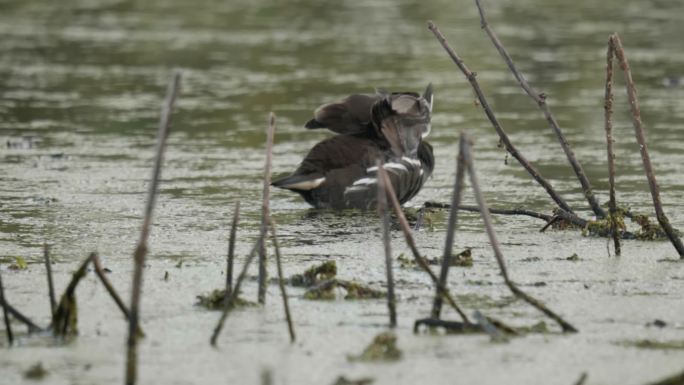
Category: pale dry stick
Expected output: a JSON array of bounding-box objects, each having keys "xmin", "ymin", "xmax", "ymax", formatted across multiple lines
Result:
[
  {"xmin": 379, "ymin": 170, "xmax": 470, "ymax": 324},
  {"xmin": 269, "ymin": 219, "xmax": 296, "ymax": 342},
  {"xmin": 604, "ymin": 38, "xmax": 621, "ymax": 256},
  {"xmin": 377, "ymin": 162, "xmax": 397, "ymax": 328},
  {"xmin": 43, "ymin": 243, "xmax": 57, "ymax": 317},
  {"xmin": 126, "ymin": 72, "xmax": 181, "ymax": 385},
  {"xmin": 211, "ymin": 236, "xmax": 264, "ymax": 346},
  {"xmin": 258, "ymin": 113, "xmax": 277, "ymax": 304},
  {"xmin": 473, "ymin": 0, "xmax": 605, "ymax": 219},
  {"xmin": 431, "ymin": 135, "xmax": 466, "ymax": 319},
  {"xmin": 427, "ymin": 21, "xmax": 576, "ymax": 216},
  {"xmin": 0, "ymin": 267, "xmax": 13, "ymax": 346},
  {"xmin": 461, "ymin": 133, "xmax": 578, "ymax": 333},
  {"xmin": 611, "ymin": 33, "xmax": 684, "ymax": 258},
  {"xmin": 225, "ymin": 201, "xmax": 241, "ymax": 301}
]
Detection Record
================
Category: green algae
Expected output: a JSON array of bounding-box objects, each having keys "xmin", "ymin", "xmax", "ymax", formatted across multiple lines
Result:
[{"xmin": 290, "ymin": 260, "xmax": 337, "ymax": 287}]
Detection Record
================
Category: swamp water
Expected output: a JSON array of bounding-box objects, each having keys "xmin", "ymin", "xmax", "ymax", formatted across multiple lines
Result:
[{"xmin": 1, "ymin": 0, "xmax": 684, "ymax": 384}]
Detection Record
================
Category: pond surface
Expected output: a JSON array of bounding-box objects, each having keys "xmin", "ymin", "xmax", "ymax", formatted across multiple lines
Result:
[{"xmin": 1, "ymin": 0, "xmax": 684, "ymax": 384}]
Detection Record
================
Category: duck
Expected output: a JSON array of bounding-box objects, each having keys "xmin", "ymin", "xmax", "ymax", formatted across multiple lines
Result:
[{"xmin": 272, "ymin": 84, "xmax": 434, "ymax": 210}]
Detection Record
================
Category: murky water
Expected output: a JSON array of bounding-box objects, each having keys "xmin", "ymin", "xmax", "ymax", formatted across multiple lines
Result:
[{"xmin": 2, "ymin": 0, "xmax": 684, "ymax": 384}]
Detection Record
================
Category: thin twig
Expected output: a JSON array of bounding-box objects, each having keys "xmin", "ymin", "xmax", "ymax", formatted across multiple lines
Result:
[
  {"xmin": 0, "ymin": 267, "xmax": 13, "ymax": 346},
  {"xmin": 474, "ymin": 0, "xmax": 605, "ymax": 219},
  {"xmin": 431, "ymin": 135, "xmax": 466, "ymax": 319},
  {"xmin": 611, "ymin": 33, "xmax": 684, "ymax": 258},
  {"xmin": 258, "ymin": 113, "xmax": 277, "ymax": 304},
  {"xmin": 379, "ymin": 170, "xmax": 470, "ymax": 324},
  {"xmin": 0, "ymin": 298, "xmax": 41, "ymax": 333},
  {"xmin": 126, "ymin": 71, "xmax": 180, "ymax": 385},
  {"xmin": 461, "ymin": 132, "xmax": 578, "ymax": 333},
  {"xmin": 427, "ymin": 20, "xmax": 576, "ymax": 215},
  {"xmin": 91, "ymin": 254, "xmax": 143, "ymax": 336},
  {"xmin": 43, "ymin": 243, "xmax": 57, "ymax": 318},
  {"xmin": 211, "ymin": 236, "xmax": 264, "ymax": 346},
  {"xmin": 573, "ymin": 372, "xmax": 588, "ymax": 385},
  {"xmin": 377, "ymin": 162, "xmax": 397, "ymax": 328},
  {"xmin": 269, "ymin": 219, "xmax": 296, "ymax": 342},
  {"xmin": 604, "ymin": 38, "xmax": 621, "ymax": 256},
  {"xmin": 225, "ymin": 201, "xmax": 240, "ymax": 301},
  {"xmin": 424, "ymin": 201, "xmax": 555, "ymax": 222}
]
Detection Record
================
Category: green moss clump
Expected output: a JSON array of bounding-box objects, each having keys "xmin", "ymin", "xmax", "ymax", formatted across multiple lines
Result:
[
  {"xmin": 449, "ymin": 248, "xmax": 473, "ymax": 267},
  {"xmin": 303, "ymin": 279, "xmax": 337, "ymax": 300},
  {"xmin": 348, "ymin": 332, "xmax": 402, "ymax": 362},
  {"xmin": 290, "ymin": 260, "xmax": 337, "ymax": 287},
  {"xmin": 195, "ymin": 289, "xmax": 254, "ymax": 310},
  {"xmin": 631, "ymin": 214, "xmax": 682, "ymax": 240}
]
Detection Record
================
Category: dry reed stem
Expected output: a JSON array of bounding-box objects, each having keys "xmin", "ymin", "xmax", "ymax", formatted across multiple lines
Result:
[
  {"xmin": 379, "ymin": 170, "xmax": 470, "ymax": 324},
  {"xmin": 0, "ymin": 267, "xmax": 13, "ymax": 346},
  {"xmin": 269, "ymin": 219, "xmax": 296, "ymax": 342},
  {"xmin": 258, "ymin": 113, "xmax": 277, "ymax": 304},
  {"xmin": 43, "ymin": 243, "xmax": 57, "ymax": 317},
  {"xmin": 126, "ymin": 71, "xmax": 180, "ymax": 385},
  {"xmin": 377, "ymin": 163, "xmax": 397, "ymax": 328},
  {"xmin": 226, "ymin": 201, "xmax": 240, "ymax": 301},
  {"xmin": 91, "ymin": 254, "xmax": 143, "ymax": 336},
  {"xmin": 610, "ymin": 33, "xmax": 684, "ymax": 258},
  {"xmin": 427, "ymin": 20, "xmax": 575, "ymax": 216},
  {"xmin": 431, "ymin": 134, "xmax": 466, "ymax": 319},
  {"xmin": 461, "ymin": 132, "xmax": 578, "ymax": 333},
  {"xmin": 424, "ymin": 202, "xmax": 555, "ymax": 223},
  {"xmin": 474, "ymin": 0, "xmax": 605, "ymax": 218},
  {"xmin": 0, "ymin": 297, "xmax": 41, "ymax": 333},
  {"xmin": 53, "ymin": 252, "xmax": 96, "ymax": 337},
  {"xmin": 604, "ymin": 38, "xmax": 621, "ymax": 255}
]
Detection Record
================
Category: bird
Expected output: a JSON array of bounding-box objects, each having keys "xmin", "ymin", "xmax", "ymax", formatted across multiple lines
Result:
[{"xmin": 272, "ymin": 84, "xmax": 434, "ymax": 210}]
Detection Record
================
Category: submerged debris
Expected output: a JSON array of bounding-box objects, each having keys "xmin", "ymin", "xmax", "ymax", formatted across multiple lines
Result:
[
  {"xmin": 332, "ymin": 376, "xmax": 375, "ymax": 385},
  {"xmin": 24, "ymin": 362, "xmax": 47, "ymax": 380},
  {"xmin": 617, "ymin": 339, "xmax": 684, "ymax": 350},
  {"xmin": 348, "ymin": 332, "xmax": 402, "ymax": 362},
  {"xmin": 195, "ymin": 289, "xmax": 255, "ymax": 310},
  {"xmin": 9, "ymin": 256, "xmax": 28, "ymax": 270}
]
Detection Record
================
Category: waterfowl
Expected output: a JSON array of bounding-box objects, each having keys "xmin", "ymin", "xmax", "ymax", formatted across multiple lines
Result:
[{"xmin": 273, "ymin": 84, "xmax": 434, "ymax": 210}]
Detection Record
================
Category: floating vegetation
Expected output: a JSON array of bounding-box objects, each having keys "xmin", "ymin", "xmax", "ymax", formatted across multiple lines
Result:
[
  {"xmin": 303, "ymin": 279, "xmax": 384, "ymax": 301},
  {"xmin": 24, "ymin": 362, "xmax": 47, "ymax": 380},
  {"xmin": 566, "ymin": 253, "xmax": 580, "ymax": 261},
  {"xmin": 9, "ymin": 256, "xmax": 28, "ymax": 270},
  {"xmin": 290, "ymin": 260, "xmax": 337, "ymax": 287},
  {"xmin": 348, "ymin": 332, "xmax": 402, "ymax": 362},
  {"xmin": 397, "ymin": 248, "xmax": 472, "ymax": 269},
  {"xmin": 195, "ymin": 289, "xmax": 255, "ymax": 310}
]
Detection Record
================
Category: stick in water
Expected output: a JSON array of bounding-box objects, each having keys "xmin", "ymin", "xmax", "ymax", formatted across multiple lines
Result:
[
  {"xmin": 43, "ymin": 243, "xmax": 57, "ymax": 317},
  {"xmin": 474, "ymin": 0, "xmax": 605, "ymax": 219},
  {"xmin": 610, "ymin": 33, "xmax": 684, "ymax": 258},
  {"xmin": 126, "ymin": 72, "xmax": 181, "ymax": 385},
  {"xmin": 211, "ymin": 236, "xmax": 264, "ymax": 346},
  {"xmin": 427, "ymin": 20, "xmax": 576, "ymax": 216},
  {"xmin": 460, "ymin": 132, "xmax": 578, "ymax": 333},
  {"xmin": 379, "ymin": 170, "xmax": 470, "ymax": 324},
  {"xmin": 91, "ymin": 254, "xmax": 143, "ymax": 336},
  {"xmin": 258, "ymin": 113, "xmax": 277, "ymax": 304},
  {"xmin": 0, "ymin": 267, "xmax": 13, "ymax": 346},
  {"xmin": 431, "ymin": 135, "xmax": 466, "ymax": 319},
  {"xmin": 604, "ymin": 37, "xmax": 621, "ymax": 256},
  {"xmin": 269, "ymin": 219, "xmax": 296, "ymax": 342},
  {"xmin": 226, "ymin": 201, "xmax": 241, "ymax": 302},
  {"xmin": 377, "ymin": 162, "xmax": 397, "ymax": 327}
]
